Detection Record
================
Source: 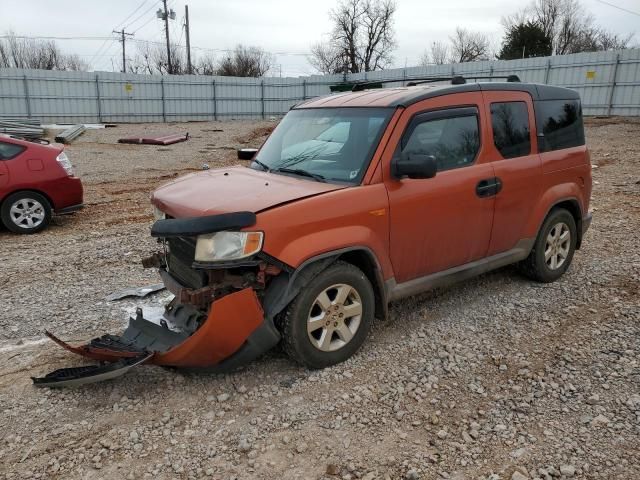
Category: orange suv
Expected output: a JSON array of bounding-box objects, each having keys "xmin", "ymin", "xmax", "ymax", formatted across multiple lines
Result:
[{"xmin": 36, "ymin": 76, "xmax": 593, "ymax": 385}]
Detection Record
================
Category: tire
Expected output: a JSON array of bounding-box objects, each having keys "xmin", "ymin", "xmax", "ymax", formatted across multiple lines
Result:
[
  {"xmin": 0, "ymin": 191, "xmax": 52, "ymax": 234},
  {"xmin": 281, "ymin": 261, "xmax": 375, "ymax": 369},
  {"xmin": 519, "ymin": 208, "xmax": 577, "ymax": 283}
]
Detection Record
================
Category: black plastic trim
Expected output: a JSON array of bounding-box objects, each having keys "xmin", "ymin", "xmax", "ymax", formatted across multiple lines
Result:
[
  {"xmin": 151, "ymin": 211, "xmax": 256, "ymax": 238},
  {"xmin": 55, "ymin": 203, "xmax": 84, "ymax": 214}
]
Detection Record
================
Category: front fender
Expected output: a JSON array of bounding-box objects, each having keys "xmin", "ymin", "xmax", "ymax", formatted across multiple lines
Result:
[{"xmin": 274, "ymin": 225, "xmax": 391, "ymax": 274}]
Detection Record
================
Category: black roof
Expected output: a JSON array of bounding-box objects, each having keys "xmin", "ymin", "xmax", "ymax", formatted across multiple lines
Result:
[{"xmin": 391, "ymin": 82, "xmax": 580, "ymax": 108}]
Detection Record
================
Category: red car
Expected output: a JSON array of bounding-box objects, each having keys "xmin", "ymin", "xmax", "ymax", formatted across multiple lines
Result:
[{"xmin": 0, "ymin": 135, "xmax": 83, "ymax": 234}]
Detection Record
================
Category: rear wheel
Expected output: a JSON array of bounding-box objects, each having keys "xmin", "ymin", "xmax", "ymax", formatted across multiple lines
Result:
[
  {"xmin": 519, "ymin": 208, "xmax": 577, "ymax": 283},
  {"xmin": 281, "ymin": 261, "xmax": 374, "ymax": 369},
  {"xmin": 1, "ymin": 191, "xmax": 52, "ymax": 234}
]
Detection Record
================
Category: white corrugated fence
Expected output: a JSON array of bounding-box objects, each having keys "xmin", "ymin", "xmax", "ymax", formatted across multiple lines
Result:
[{"xmin": 0, "ymin": 48, "xmax": 638, "ymax": 123}]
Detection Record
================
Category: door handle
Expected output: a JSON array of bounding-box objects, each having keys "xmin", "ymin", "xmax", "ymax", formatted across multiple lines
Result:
[{"xmin": 476, "ymin": 177, "xmax": 502, "ymax": 198}]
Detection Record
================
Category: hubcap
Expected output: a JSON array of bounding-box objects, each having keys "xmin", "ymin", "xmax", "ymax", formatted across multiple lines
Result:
[
  {"xmin": 544, "ymin": 222, "xmax": 570, "ymax": 270},
  {"xmin": 9, "ymin": 198, "xmax": 45, "ymax": 229},
  {"xmin": 307, "ymin": 283, "xmax": 363, "ymax": 352}
]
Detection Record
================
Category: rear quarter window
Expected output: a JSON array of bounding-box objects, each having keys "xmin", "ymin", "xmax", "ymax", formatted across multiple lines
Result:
[
  {"xmin": 535, "ymin": 99, "xmax": 585, "ymax": 152},
  {"xmin": 490, "ymin": 101, "xmax": 531, "ymax": 159},
  {"xmin": 0, "ymin": 141, "xmax": 26, "ymax": 160}
]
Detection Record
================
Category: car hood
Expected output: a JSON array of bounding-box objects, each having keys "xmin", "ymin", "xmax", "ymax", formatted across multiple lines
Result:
[{"xmin": 151, "ymin": 166, "xmax": 346, "ymax": 218}]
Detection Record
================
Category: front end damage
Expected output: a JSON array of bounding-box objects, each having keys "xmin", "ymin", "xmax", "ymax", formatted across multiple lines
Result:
[{"xmin": 33, "ymin": 212, "xmax": 288, "ymax": 387}]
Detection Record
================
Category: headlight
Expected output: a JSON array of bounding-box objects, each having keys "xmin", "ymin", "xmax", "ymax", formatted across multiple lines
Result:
[
  {"xmin": 153, "ymin": 205, "xmax": 166, "ymax": 221},
  {"xmin": 56, "ymin": 151, "xmax": 74, "ymax": 176},
  {"xmin": 195, "ymin": 231, "xmax": 263, "ymax": 262}
]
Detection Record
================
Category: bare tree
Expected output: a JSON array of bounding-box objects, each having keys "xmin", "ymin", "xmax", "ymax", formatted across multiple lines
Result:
[
  {"xmin": 503, "ymin": 0, "xmax": 632, "ymax": 55},
  {"xmin": 309, "ymin": 42, "xmax": 348, "ymax": 75},
  {"xmin": 216, "ymin": 45, "xmax": 272, "ymax": 77},
  {"xmin": 419, "ymin": 41, "xmax": 450, "ymax": 66},
  {"xmin": 196, "ymin": 53, "xmax": 217, "ymax": 76},
  {"xmin": 360, "ymin": 0, "xmax": 396, "ymax": 71},
  {"xmin": 431, "ymin": 41, "xmax": 450, "ymax": 65},
  {"xmin": 0, "ymin": 32, "xmax": 87, "ymax": 70},
  {"xmin": 129, "ymin": 42, "xmax": 187, "ymax": 75},
  {"xmin": 63, "ymin": 54, "xmax": 89, "ymax": 71},
  {"xmin": 450, "ymin": 28, "xmax": 490, "ymax": 62},
  {"xmin": 310, "ymin": 0, "xmax": 396, "ymax": 74},
  {"xmin": 596, "ymin": 30, "xmax": 633, "ymax": 51}
]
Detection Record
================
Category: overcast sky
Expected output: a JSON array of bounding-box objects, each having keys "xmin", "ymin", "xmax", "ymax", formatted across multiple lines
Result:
[{"xmin": 1, "ymin": 0, "xmax": 638, "ymax": 76}]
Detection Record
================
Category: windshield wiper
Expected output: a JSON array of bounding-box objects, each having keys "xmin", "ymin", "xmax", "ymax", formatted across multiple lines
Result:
[
  {"xmin": 273, "ymin": 167, "xmax": 326, "ymax": 182},
  {"xmin": 251, "ymin": 158, "xmax": 271, "ymax": 172}
]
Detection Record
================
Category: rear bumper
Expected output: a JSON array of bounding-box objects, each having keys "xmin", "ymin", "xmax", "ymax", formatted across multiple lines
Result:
[{"xmin": 49, "ymin": 176, "xmax": 83, "ymax": 212}]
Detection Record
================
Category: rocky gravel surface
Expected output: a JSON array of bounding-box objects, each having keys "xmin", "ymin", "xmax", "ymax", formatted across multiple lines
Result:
[{"xmin": 0, "ymin": 118, "xmax": 638, "ymax": 480}]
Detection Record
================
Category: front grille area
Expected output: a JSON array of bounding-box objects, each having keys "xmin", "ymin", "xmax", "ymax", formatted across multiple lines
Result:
[{"xmin": 167, "ymin": 237, "xmax": 207, "ymax": 289}]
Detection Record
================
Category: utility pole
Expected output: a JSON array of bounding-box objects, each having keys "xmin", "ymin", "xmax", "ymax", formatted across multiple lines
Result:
[
  {"xmin": 113, "ymin": 29, "xmax": 134, "ymax": 73},
  {"xmin": 185, "ymin": 5, "xmax": 192, "ymax": 74},
  {"xmin": 157, "ymin": 0, "xmax": 175, "ymax": 73}
]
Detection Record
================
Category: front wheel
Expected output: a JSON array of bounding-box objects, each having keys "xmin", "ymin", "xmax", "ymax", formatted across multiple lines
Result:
[
  {"xmin": 1, "ymin": 191, "xmax": 52, "ymax": 234},
  {"xmin": 281, "ymin": 261, "xmax": 375, "ymax": 369},
  {"xmin": 519, "ymin": 208, "xmax": 577, "ymax": 283}
]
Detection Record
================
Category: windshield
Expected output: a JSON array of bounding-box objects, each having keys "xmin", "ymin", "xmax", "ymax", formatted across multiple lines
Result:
[{"xmin": 252, "ymin": 107, "xmax": 393, "ymax": 184}]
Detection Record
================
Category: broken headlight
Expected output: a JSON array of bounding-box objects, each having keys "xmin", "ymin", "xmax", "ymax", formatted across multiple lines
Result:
[{"xmin": 194, "ymin": 231, "xmax": 263, "ymax": 262}]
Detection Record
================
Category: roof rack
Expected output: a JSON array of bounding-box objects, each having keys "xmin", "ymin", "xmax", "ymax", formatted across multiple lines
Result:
[{"xmin": 350, "ymin": 74, "xmax": 521, "ymax": 92}]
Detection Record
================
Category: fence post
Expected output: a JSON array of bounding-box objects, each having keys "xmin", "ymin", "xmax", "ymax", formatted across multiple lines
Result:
[
  {"xmin": 212, "ymin": 79, "xmax": 217, "ymax": 121},
  {"xmin": 607, "ymin": 54, "xmax": 620, "ymax": 116},
  {"xmin": 95, "ymin": 74, "xmax": 102, "ymax": 123},
  {"xmin": 302, "ymin": 79, "xmax": 307, "ymax": 100},
  {"xmin": 544, "ymin": 60, "xmax": 551, "ymax": 84},
  {"xmin": 161, "ymin": 78, "xmax": 166, "ymax": 122},
  {"xmin": 22, "ymin": 75, "xmax": 31, "ymax": 118},
  {"xmin": 261, "ymin": 80, "xmax": 265, "ymax": 120}
]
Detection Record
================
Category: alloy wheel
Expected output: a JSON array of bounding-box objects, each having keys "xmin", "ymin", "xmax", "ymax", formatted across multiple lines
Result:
[
  {"xmin": 9, "ymin": 198, "xmax": 46, "ymax": 230},
  {"xmin": 307, "ymin": 283, "xmax": 363, "ymax": 352},
  {"xmin": 544, "ymin": 222, "xmax": 571, "ymax": 270}
]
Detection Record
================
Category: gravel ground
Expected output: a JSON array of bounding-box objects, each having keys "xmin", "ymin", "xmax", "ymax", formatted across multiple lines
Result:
[{"xmin": 0, "ymin": 118, "xmax": 638, "ymax": 480}]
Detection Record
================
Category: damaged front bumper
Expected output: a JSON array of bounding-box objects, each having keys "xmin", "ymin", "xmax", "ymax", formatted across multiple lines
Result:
[
  {"xmin": 33, "ymin": 211, "xmax": 286, "ymax": 387},
  {"xmin": 34, "ymin": 287, "xmax": 280, "ymax": 387}
]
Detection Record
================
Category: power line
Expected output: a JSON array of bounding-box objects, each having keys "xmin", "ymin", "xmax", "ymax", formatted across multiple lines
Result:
[
  {"xmin": 0, "ymin": 34, "xmax": 313, "ymax": 58},
  {"xmin": 114, "ymin": 0, "xmax": 152, "ymax": 29},
  {"xmin": 595, "ymin": 0, "xmax": 640, "ymax": 17},
  {"xmin": 0, "ymin": 35, "xmax": 112, "ymax": 40},
  {"xmin": 124, "ymin": 0, "xmax": 162, "ymax": 31}
]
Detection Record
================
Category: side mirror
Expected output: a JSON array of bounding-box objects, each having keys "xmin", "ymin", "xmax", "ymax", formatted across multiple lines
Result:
[
  {"xmin": 238, "ymin": 148, "xmax": 258, "ymax": 160},
  {"xmin": 393, "ymin": 152, "xmax": 437, "ymax": 179}
]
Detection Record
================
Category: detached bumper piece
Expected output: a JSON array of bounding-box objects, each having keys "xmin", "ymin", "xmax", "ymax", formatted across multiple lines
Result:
[
  {"xmin": 32, "ymin": 288, "xmax": 277, "ymax": 387},
  {"xmin": 32, "ymin": 354, "xmax": 152, "ymax": 388}
]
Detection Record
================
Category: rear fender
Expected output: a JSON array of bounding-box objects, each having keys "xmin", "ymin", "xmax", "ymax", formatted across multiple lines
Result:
[{"xmin": 525, "ymin": 184, "xmax": 584, "ymax": 241}]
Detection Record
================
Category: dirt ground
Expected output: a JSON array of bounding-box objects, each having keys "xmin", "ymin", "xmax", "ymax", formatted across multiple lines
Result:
[{"xmin": 0, "ymin": 118, "xmax": 638, "ymax": 480}]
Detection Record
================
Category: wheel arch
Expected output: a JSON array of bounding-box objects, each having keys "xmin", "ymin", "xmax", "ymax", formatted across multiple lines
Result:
[
  {"xmin": 1, "ymin": 188, "xmax": 55, "ymax": 211},
  {"xmin": 541, "ymin": 198, "xmax": 584, "ymax": 249},
  {"xmin": 263, "ymin": 246, "xmax": 389, "ymax": 324}
]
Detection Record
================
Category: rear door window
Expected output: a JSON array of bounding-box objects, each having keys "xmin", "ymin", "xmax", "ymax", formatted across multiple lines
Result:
[
  {"xmin": 490, "ymin": 102, "xmax": 531, "ymax": 159},
  {"xmin": 535, "ymin": 99, "xmax": 585, "ymax": 152},
  {"xmin": 0, "ymin": 141, "xmax": 25, "ymax": 160},
  {"xmin": 402, "ymin": 114, "xmax": 480, "ymax": 172}
]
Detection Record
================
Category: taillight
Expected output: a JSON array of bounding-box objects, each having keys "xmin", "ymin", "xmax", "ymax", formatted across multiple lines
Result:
[{"xmin": 56, "ymin": 151, "xmax": 74, "ymax": 176}]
